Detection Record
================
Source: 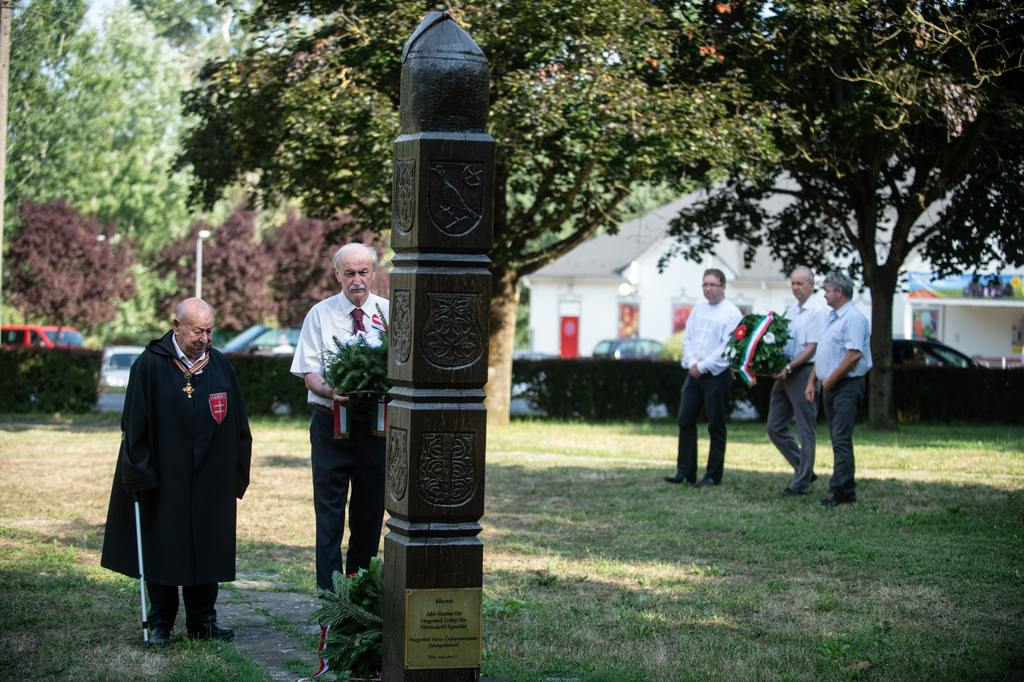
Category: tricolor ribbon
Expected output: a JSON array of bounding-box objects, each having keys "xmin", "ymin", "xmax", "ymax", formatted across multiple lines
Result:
[
  {"xmin": 332, "ymin": 395, "xmax": 388, "ymax": 439},
  {"xmin": 297, "ymin": 624, "xmax": 331, "ymax": 681},
  {"xmin": 370, "ymin": 395, "xmax": 387, "ymax": 437},
  {"xmin": 332, "ymin": 402, "xmax": 351, "ymax": 440},
  {"xmin": 738, "ymin": 312, "xmax": 775, "ymax": 386}
]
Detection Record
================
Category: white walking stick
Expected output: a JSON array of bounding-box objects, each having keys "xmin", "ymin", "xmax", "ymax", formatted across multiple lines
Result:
[{"xmin": 133, "ymin": 494, "xmax": 151, "ymax": 649}]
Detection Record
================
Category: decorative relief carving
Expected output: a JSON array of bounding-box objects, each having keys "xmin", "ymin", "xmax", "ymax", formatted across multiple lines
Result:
[
  {"xmin": 393, "ymin": 159, "xmax": 416, "ymax": 234},
  {"xmin": 387, "ymin": 427, "xmax": 408, "ymax": 503},
  {"xmin": 428, "ymin": 161, "xmax": 484, "ymax": 236},
  {"xmin": 420, "ymin": 293, "xmax": 483, "ymax": 369},
  {"xmin": 391, "ymin": 291, "xmax": 412, "ymax": 364},
  {"xmin": 418, "ymin": 432, "xmax": 476, "ymax": 506}
]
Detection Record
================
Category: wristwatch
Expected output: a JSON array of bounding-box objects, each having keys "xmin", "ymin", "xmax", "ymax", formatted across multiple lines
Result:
[{"xmin": 785, "ymin": 364, "xmax": 792, "ymax": 374}]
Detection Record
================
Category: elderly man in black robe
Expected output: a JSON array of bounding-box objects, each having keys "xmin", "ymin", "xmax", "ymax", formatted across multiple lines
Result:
[{"xmin": 101, "ymin": 298, "xmax": 252, "ymax": 647}]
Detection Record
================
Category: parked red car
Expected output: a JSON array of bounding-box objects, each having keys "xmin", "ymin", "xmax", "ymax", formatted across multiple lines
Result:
[{"xmin": 1, "ymin": 325, "xmax": 86, "ymax": 348}]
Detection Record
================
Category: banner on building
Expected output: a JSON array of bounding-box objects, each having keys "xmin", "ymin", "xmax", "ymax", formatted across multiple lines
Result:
[
  {"xmin": 619, "ymin": 304, "xmax": 639, "ymax": 338},
  {"xmin": 908, "ymin": 272, "xmax": 1024, "ymax": 301},
  {"xmin": 1013, "ymin": 313, "xmax": 1024, "ymax": 355},
  {"xmin": 912, "ymin": 308, "xmax": 940, "ymax": 340},
  {"xmin": 672, "ymin": 305, "xmax": 692, "ymax": 333}
]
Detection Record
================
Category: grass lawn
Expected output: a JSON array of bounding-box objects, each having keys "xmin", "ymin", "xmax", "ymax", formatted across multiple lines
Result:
[{"xmin": 1, "ymin": 416, "xmax": 1022, "ymax": 681}]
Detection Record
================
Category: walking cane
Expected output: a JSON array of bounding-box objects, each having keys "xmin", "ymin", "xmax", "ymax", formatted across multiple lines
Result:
[{"xmin": 133, "ymin": 493, "xmax": 151, "ymax": 649}]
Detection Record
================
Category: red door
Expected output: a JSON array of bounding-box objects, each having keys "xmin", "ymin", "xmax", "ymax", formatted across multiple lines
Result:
[{"xmin": 560, "ymin": 316, "xmax": 579, "ymax": 359}]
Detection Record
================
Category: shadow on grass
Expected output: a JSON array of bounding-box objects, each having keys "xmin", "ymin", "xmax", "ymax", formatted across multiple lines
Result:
[
  {"xmin": 259, "ymin": 455, "xmax": 311, "ymax": 468},
  {"xmin": 479, "ymin": 460, "xmax": 1024, "ymax": 681},
  {"xmin": 0, "ymin": 420, "xmax": 120, "ymax": 432},
  {"xmin": 510, "ymin": 418, "xmax": 1024, "ymax": 453},
  {"xmin": 0, "ymin": 526, "xmax": 269, "ymax": 682},
  {"xmin": 482, "ymin": 460, "xmax": 1023, "ymax": 580}
]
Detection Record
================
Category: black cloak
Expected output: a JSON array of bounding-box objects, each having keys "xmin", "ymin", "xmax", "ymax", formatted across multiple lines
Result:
[{"xmin": 100, "ymin": 331, "xmax": 252, "ymax": 586}]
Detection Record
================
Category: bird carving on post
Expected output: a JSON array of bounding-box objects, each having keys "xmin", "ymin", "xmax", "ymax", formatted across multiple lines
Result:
[{"xmin": 432, "ymin": 163, "xmax": 481, "ymax": 229}]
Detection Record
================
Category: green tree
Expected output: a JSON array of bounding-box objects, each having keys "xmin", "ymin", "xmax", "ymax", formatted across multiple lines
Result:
[
  {"xmin": 178, "ymin": 0, "xmax": 776, "ymax": 421},
  {"xmin": 9, "ymin": 2, "xmax": 193, "ymax": 252},
  {"xmin": 662, "ymin": 0, "xmax": 1024, "ymax": 428},
  {"xmin": 7, "ymin": 1, "xmax": 206, "ymax": 332}
]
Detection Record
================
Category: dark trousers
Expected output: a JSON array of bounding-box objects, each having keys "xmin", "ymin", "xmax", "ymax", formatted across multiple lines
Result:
[
  {"xmin": 676, "ymin": 370, "xmax": 733, "ymax": 484},
  {"xmin": 146, "ymin": 582, "xmax": 218, "ymax": 632},
  {"xmin": 310, "ymin": 409, "xmax": 386, "ymax": 590},
  {"xmin": 766, "ymin": 364, "xmax": 819, "ymax": 493},
  {"xmin": 823, "ymin": 376, "xmax": 865, "ymax": 499}
]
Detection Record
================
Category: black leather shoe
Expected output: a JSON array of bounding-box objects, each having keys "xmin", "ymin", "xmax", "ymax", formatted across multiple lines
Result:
[
  {"xmin": 148, "ymin": 627, "xmax": 171, "ymax": 648},
  {"xmin": 187, "ymin": 620, "xmax": 235, "ymax": 641},
  {"xmin": 780, "ymin": 488, "xmax": 805, "ymax": 497},
  {"xmin": 663, "ymin": 472, "xmax": 693, "ymax": 485},
  {"xmin": 820, "ymin": 493, "xmax": 855, "ymax": 507},
  {"xmin": 810, "ymin": 474, "xmax": 818, "ymax": 483},
  {"xmin": 694, "ymin": 477, "xmax": 717, "ymax": 488}
]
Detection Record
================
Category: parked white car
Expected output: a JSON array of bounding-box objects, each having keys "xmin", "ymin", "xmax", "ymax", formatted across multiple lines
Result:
[{"xmin": 101, "ymin": 345, "xmax": 145, "ymax": 388}]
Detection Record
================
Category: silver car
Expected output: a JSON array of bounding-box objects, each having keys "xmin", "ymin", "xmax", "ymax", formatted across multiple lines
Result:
[{"xmin": 101, "ymin": 345, "xmax": 145, "ymax": 388}]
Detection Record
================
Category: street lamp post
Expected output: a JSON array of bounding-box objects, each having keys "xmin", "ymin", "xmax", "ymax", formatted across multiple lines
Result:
[{"xmin": 195, "ymin": 229, "xmax": 211, "ymax": 299}]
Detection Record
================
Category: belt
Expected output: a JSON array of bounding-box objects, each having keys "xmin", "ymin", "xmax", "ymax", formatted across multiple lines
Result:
[{"xmin": 312, "ymin": 403, "xmax": 370, "ymax": 421}]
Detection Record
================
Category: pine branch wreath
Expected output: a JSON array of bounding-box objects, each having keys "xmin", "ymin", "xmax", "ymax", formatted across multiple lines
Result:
[
  {"xmin": 725, "ymin": 313, "xmax": 792, "ymax": 385},
  {"xmin": 323, "ymin": 303, "xmax": 391, "ymax": 397}
]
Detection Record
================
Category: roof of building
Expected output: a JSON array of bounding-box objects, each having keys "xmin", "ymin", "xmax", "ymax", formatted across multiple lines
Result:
[{"xmin": 529, "ymin": 192, "xmax": 790, "ymax": 284}]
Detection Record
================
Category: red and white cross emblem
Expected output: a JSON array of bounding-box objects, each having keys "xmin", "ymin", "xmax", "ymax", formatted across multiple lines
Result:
[{"xmin": 209, "ymin": 392, "xmax": 228, "ymax": 425}]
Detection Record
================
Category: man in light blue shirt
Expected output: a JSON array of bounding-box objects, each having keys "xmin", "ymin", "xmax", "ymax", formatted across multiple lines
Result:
[
  {"xmin": 768, "ymin": 267, "xmax": 828, "ymax": 496},
  {"xmin": 805, "ymin": 271, "xmax": 872, "ymax": 507},
  {"xmin": 665, "ymin": 268, "xmax": 743, "ymax": 487}
]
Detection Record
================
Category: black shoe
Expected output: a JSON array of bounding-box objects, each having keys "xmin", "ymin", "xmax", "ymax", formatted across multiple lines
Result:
[
  {"xmin": 694, "ymin": 478, "xmax": 717, "ymax": 488},
  {"xmin": 780, "ymin": 488, "xmax": 805, "ymax": 497},
  {"xmin": 820, "ymin": 493, "xmax": 855, "ymax": 508},
  {"xmin": 811, "ymin": 474, "xmax": 818, "ymax": 483},
  {"xmin": 187, "ymin": 620, "xmax": 235, "ymax": 641},
  {"xmin": 663, "ymin": 472, "xmax": 693, "ymax": 485},
  {"xmin": 148, "ymin": 627, "xmax": 171, "ymax": 648}
]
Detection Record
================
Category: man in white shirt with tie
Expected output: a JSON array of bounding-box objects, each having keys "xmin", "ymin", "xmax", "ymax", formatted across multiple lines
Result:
[
  {"xmin": 665, "ymin": 268, "xmax": 743, "ymax": 487},
  {"xmin": 768, "ymin": 267, "xmax": 828, "ymax": 496},
  {"xmin": 291, "ymin": 243, "xmax": 390, "ymax": 590}
]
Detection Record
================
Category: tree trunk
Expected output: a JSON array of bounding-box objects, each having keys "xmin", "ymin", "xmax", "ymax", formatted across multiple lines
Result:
[
  {"xmin": 484, "ymin": 266, "xmax": 519, "ymax": 425},
  {"xmin": 865, "ymin": 275, "xmax": 898, "ymax": 431}
]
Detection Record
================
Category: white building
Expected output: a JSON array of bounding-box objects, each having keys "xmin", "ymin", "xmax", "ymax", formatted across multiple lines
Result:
[{"xmin": 524, "ymin": 195, "xmax": 1023, "ymax": 365}]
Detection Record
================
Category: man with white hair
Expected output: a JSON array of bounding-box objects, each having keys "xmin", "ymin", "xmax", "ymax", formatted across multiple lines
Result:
[
  {"xmin": 806, "ymin": 271, "xmax": 872, "ymax": 507},
  {"xmin": 101, "ymin": 298, "xmax": 252, "ymax": 647},
  {"xmin": 291, "ymin": 243, "xmax": 390, "ymax": 588},
  {"xmin": 768, "ymin": 266, "xmax": 828, "ymax": 496}
]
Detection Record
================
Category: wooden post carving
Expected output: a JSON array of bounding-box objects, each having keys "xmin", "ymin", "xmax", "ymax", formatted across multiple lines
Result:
[{"xmin": 383, "ymin": 11, "xmax": 493, "ymax": 682}]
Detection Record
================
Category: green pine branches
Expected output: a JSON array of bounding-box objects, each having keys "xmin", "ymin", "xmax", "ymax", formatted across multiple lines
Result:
[
  {"xmin": 323, "ymin": 304, "xmax": 391, "ymax": 396},
  {"xmin": 309, "ymin": 557, "xmax": 385, "ymax": 680}
]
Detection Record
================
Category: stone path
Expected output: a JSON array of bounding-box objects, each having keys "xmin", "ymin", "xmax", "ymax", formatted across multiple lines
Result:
[
  {"xmin": 219, "ymin": 573, "xmax": 322, "ymax": 682},
  {"xmin": 218, "ymin": 573, "xmax": 514, "ymax": 682}
]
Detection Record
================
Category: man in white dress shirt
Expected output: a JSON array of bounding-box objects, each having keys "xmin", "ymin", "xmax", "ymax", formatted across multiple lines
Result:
[
  {"xmin": 290, "ymin": 243, "xmax": 390, "ymax": 589},
  {"xmin": 664, "ymin": 268, "xmax": 743, "ymax": 487},
  {"xmin": 768, "ymin": 267, "xmax": 828, "ymax": 496}
]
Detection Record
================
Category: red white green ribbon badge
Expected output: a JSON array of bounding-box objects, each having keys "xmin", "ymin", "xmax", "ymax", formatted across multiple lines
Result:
[{"xmin": 738, "ymin": 312, "xmax": 775, "ymax": 386}]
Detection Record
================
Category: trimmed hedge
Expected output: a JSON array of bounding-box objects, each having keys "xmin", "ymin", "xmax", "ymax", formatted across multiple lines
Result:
[
  {"xmin": 225, "ymin": 354, "xmax": 311, "ymax": 417},
  {"xmin": 0, "ymin": 347, "xmax": 102, "ymax": 413},
  {"xmin": 8, "ymin": 349, "xmax": 1019, "ymax": 424},
  {"xmin": 893, "ymin": 366, "xmax": 1024, "ymax": 424},
  {"xmin": 512, "ymin": 358, "xmax": 1024, "ymax": 424},
  {"xmin": 511, "ymin": 358, "xmax": 774, "ymax": 421}
]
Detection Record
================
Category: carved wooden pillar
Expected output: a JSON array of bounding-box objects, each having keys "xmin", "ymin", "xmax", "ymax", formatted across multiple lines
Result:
[{"xmin": 382, "ymin": 12, "xmax": 493, "ymax": 682}]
